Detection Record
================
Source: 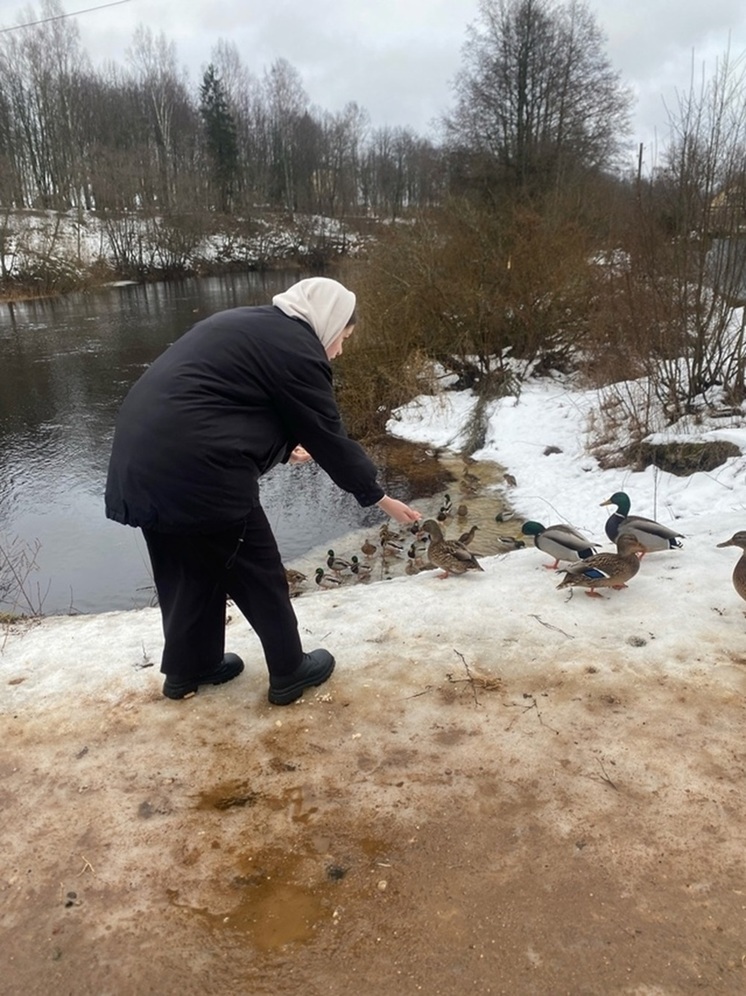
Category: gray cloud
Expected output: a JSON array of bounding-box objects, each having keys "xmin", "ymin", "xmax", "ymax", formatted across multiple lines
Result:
[{"xmin": 38, "ymin": 0, "xmax": 746, "ymax": 144}]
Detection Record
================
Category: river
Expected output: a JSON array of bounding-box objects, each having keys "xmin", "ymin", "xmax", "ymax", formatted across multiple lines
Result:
[{"xmin": 0, "ymin": 272, "xmax": 450, "ymax": 616}]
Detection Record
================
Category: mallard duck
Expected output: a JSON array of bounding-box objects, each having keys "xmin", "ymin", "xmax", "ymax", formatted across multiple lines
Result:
[
  {"xmin": 349, "ymin": 555, "xmax": 371, "ymax": 576},
  {"xmin": 716, "ymin": 531, "xmax": 746, "ymax": 602},
  {"xmin": 315, "ymin": 567, "xmax": 342, "ymax": 588},
  {"xmin": 456, "ymin": 503, "xmax": 468, "ymax": 518},
  {"xmin": 555, "ymin": 533, "xmax": 646, "ymax": 597},
  {"xmin": 521, "ymin": 521, "xmax": 599, "ymax": 569},
  {"xmin": 417, "ymin": 519, "xmax": 484, "ymax": 579},
  {"xmin": 327, "ymin": 549, "xmax": 353, "ymax": 573},
  {"xmin": 405, "ymin": 541, "xmax": 427, "ymax": 573},
  {"xmin": 361, "ymin": 538, "xmax": 377, "ymax": 557},
  {"xmin": 600, "ymin": 492, "xmax": 684, "ymax": 554},
  {"xmin": 458, "ymin": 524, "xmax": 479, "ymax": 546},
  {"xmin": 379, "ymin": 523, "xmax": 404, "ymax": 548},
  {"xmin": 497, "ymin": 535, "xmax": 526, "ymax": 550}
]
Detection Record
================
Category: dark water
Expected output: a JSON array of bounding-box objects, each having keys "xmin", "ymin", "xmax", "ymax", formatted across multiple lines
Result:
[{"xmin": 0, "ymin": 272, "xmax": 437, "ymax": 616}]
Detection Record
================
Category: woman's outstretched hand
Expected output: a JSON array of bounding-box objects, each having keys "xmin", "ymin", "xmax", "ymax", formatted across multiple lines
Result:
[{"xmin": 376, "ymin": 495, "xmax": 421, "ymax": 525}]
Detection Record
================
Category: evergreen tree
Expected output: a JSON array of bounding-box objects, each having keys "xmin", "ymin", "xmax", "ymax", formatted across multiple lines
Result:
[{"xmin": 199, "ymin": 64, "xmax": 239, "ymax": 212}]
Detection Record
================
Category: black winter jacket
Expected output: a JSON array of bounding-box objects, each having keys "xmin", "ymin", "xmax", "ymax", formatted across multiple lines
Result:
[{"xmin": 104, "ymin": 305, "xmax": 385, "ymax": 532}]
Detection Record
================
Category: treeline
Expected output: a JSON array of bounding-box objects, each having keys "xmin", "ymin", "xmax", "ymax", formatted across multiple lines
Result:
[
  {"xmin": 0, "ymin": 1, "xmax": 443, "ymax": 220},
  {"xmin": 4, "ymin": 0, "xmax": 746, "ymax": 447}
]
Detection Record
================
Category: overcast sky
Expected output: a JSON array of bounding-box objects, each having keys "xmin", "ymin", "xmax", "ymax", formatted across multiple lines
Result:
[{"xmin": 9, "ymin": 0, "xmax": 746, "ymax": 163}]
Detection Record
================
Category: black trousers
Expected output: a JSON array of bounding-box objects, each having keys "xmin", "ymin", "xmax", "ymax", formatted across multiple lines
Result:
[{"xmin": 143, "ymin": 506, "xmax": 303, "ymax": 681}]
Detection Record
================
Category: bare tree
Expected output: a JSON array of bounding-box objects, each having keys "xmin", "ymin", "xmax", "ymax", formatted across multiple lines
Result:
[
  {"xmin": 126, "ymin": 26, "xmax": 197, "ymax": 210},
  {"xmin": 262, "ymin": 58, "xmax": 310, "ymax": 212},
  {"xmin": 445, "ymin": 0, "xmax": 631, "ymax": 196},
  {"xmin": 0, "ymin": 0, "xmax": 91, "ymax": 209}
]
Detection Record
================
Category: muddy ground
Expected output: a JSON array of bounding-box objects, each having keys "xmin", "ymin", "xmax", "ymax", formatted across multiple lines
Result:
[{"xmin": 2, "ymin": 632, "xmax": 745, "ymax": 996}]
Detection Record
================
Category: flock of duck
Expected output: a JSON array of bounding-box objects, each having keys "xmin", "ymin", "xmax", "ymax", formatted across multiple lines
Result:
[
  {"xmin": 285, "ymin": 489, "xmax": 746, "ymax": 603},
  {"xmin": 515, "ymin": 490, "xmax": 746, "ymax": 601}
]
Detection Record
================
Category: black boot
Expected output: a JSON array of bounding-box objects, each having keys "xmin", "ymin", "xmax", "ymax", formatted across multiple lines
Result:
[
  {"xmin": 163, "ymin": 653, "xmax": 245, "ymax": 700},
  {"xmin": 268, "ymin": 649, "xmax": 335, "ymax": 705}
]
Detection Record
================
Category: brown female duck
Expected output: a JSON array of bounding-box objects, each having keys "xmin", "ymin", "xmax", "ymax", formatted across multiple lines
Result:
[
  {"xmin": 418, "ymin": 519, "xmax": 484, "ymax": 579},
  {"xmin": 556, "ymin": 533, "xmax": 646, "ymax": 597},
  {"xmin": 716, "ymin": 531, "xmax": 746, "ymax": 602}
]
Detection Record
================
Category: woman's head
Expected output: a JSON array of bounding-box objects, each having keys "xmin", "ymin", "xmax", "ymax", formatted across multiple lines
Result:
[{"xmin": 272, "ymin": 278, "xmax": 356, "ymax": 358}]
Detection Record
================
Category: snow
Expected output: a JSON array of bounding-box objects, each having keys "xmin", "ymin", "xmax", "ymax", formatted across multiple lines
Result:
[
  {"xmin": 4, "ymin": 367, "xmax": 746, "ymax": 989},
  {"xmin": 4, "ymin": 371, "xmax": 746, "ymax": 703},
  {"xmin": 0, "ymin": 210, "xmax": 371, "ymax": 277}
]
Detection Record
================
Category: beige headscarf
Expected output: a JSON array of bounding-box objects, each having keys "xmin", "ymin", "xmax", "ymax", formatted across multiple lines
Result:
[{"xmin": 272, "ymin": 277, "xmax": 356, "ymax": 350}]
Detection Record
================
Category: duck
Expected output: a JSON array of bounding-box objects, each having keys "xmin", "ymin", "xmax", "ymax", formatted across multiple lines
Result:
[
  {"xmin": 457, "ymin": 524, "xmax": 479, "ymax": 546},
  {"xmin": 521, "ymin": 521, "xmax": 599, "ymax": 569},
  {"xmin": 405, "ymin": 542, "xmax": 427, "ymax": 575},
  {"xmin": 437, "ymin": 493, "xmax": 453, "ymax": 522},
  {"xmin": 379, "ymin": 523, "xmax": 404, "ymax": 548},
  {"xmin": 349, "ymin": 555, "xmax": 371, "ymax": 576},
  {"xmin": 716, "ymin": 531, "xmax": 746, "ymax": 602},
  {"xmin": 417, "ymin": 519, "xmax": 484, "ymax": 579},
  {"xmin": 284, "ymin": 567, "xmax": 307, "ymax": 588},
  {"xmin": 361, "ymin": 538, "xmax": 378, "ymax": 557},
  {"xmin": 600, "ymin": 492, "xmax": 684, "ymax": 554},
  {"xmin": 326, "ymin": 549, "xmax": 353, "ymax": 573},
  {"xmin": 315, "ymin": 568, "xmax": 342, "ymax": 588},
  {"xmin": 497, "ymin": 535, "xmax": 526, "ymax": 551},
  {"xmin": 456, "ymin": 503, "xmax": 469, "ymax": 518},
  {"xmin": 555, "ymin": 533, "xmax": 646, "ymax": 597}
]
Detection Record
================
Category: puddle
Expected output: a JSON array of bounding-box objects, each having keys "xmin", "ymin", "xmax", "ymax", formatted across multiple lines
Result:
[
  {"xmin": 264, "ymin": 785, "xmax": 319, "ymax": 825},
  {"xmin": 177, "ymin": 783, "xmax": 397, "ymax": 951},
  {"xmin": 185, "ymin": 851, "xmax": 331, "ymax": 950},
  {"xmin": 195, "ymin": 782, "xmax": 319, "ymax": 824},
  {"xmin": 195, "ymin": 781, "xmax": 258, "ymax": 811}
]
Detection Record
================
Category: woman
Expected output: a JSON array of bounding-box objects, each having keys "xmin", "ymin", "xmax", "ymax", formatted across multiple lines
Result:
[{"xmin": 105, "ymin": 277, "xmax": 420, "ymax": 705}]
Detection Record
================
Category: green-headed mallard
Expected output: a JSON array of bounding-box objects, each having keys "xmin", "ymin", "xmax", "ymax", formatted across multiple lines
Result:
[
  {"xmin": 716, "ymin": 531, "xmax": 746, "ymax": 602},
  {"xmin": 555, "ymin": 533, "xmax": 645, "ymax": 597},
  {"xmin": 437, "ymin": 493, "xmax": 453, "ymax": 522},
  {"xmin": 417, "ymin": 519, "xmax": 484, "ymax": 579},
  {"xmin": 521, "ymin": 521, "xmax": 599, "ymax": 569},
  {"xmin": 349, "ymin": 555, "xmax": 371, "ymax": 576},
  {"xmin": 600, "ymin": 492, "xmax": 684, "ymax": 554},
  {"xmin": 327, "ymin": 549, "xmax": 352, "ymax": 573},
  {"xmin": 315, "ymin": 567, "xmax": 342, "ymax": 588},
  {"xmin": 379, "ymin": 523, "xmax": 404, "ymax": 549}
]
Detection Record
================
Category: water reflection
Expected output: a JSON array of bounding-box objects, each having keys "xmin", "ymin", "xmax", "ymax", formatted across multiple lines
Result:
[{"xmin": 0, "ymin": 272, "xmax": 443, "ymax": 615}]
